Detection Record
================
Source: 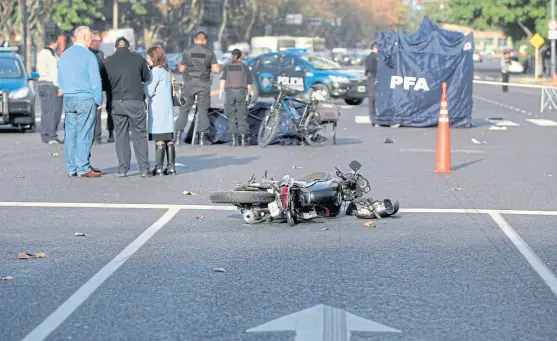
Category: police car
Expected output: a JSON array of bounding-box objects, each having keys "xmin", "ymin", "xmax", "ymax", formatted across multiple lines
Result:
[
  {"xmin": 245, "ymin": 48, "xmax": 367, "ymax": 105},
  {"xmin": 0, "ymin": 47, "xmax": 38, "ymax": 132}
]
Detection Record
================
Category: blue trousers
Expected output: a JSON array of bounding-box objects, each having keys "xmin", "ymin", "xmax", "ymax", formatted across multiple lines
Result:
[{"xmin": 63, "ymin": 97, "xmax": 97, "ymax": 174}]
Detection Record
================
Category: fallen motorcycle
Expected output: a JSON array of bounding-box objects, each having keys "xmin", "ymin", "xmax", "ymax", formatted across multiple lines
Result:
[{"xmin": 209, "ymin": 160, "xmax": 399, "ymax": 226}]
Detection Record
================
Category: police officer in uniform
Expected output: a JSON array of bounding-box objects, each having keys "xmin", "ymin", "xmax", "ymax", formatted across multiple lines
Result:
[
  {"xmin": 365, "ymin": 42, "xmax": 379, "ymax": 122},
  {"xmin": 219, "ymin": 49, "xmax": 253, "ymax": 146},
  {"xmin": 175, "ymin": 31, "xmax": 220, "ymax": 145}
]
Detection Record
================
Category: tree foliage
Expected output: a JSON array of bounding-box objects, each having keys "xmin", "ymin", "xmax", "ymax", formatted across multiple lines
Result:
[{"xmin": 53, "ymin": 0, "xmax": 104, "ymax": 31}]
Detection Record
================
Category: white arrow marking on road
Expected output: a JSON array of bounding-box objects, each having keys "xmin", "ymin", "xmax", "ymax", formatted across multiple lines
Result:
[{"xmin": 246, "ymin": 304, "xmax": 401, "ymax": 341}]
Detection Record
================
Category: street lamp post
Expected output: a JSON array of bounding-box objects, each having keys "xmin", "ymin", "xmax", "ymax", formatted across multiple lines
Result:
[{"xmin": 551, "ymin": 0, "xmax": 557, "ymax": 82}]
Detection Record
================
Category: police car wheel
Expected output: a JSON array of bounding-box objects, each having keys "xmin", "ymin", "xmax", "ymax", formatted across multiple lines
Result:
[{"xmin": 344, "ymin": 98, "xmax": 363, "ymax": 106}]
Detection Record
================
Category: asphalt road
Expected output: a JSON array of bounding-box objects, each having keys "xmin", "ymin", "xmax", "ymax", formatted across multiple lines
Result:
[{"xmin": 1, "ymin": 71, "xmax": 557, "ymax": 341}]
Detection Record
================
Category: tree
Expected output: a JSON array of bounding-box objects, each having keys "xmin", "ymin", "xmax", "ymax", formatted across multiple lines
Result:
[
  {"xmin": 0, "ymin": 0, "xmax": 17, "ymax": 43},
  {"xmin": 449, "ymin": 0, "xmax": 548, "ymax": 39},
  {"xmin": 52, "ymin": 0, "xmax": 104, "ymax": 32}
]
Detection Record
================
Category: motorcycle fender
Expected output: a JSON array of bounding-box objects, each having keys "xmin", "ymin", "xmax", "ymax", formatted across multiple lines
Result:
[{"xmin": 268, "ymin": 200, "xmax": 281, "ymax": 217}]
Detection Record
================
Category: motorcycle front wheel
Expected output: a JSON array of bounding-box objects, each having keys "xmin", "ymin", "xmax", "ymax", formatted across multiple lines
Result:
[
  {"xmin": 257, "ymin": 109, "xmax": 280, "ymax": 147},
  {"xmin": 210, "ymin": 190, "xmax": 275, "ymax": 204}
]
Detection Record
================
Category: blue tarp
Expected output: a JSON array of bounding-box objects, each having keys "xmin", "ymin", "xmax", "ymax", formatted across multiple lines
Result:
[
  {"xmin": 375, "ymin": 17, "xmax": 474, "ymax": 128},
  {"xmin": 183, "ymin": 103, "xmax": 304, "ymax": 145}
]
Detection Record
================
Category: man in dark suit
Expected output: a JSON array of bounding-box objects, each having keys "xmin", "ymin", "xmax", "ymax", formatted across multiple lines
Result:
[
  {"xmin": 104, "ymin": 37, "xmax": 151, "ymax": 177},
  {"xmin": 365, "ymin": 42, "xmax": 379, "ymax": 122},
  {"xmin": 89, "ymin": 30, "xmax": 114, "ymax": 143}
]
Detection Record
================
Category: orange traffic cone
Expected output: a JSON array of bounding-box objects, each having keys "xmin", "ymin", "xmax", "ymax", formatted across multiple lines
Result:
[{"xmin": 434, "ymin": 82, "xmax": 452, "ymax": 173}]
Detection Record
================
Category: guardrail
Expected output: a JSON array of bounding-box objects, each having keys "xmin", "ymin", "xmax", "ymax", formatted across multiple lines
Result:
[{"xmin": 473, "ymin": 80, "xmax": 557, "ymax": 114}]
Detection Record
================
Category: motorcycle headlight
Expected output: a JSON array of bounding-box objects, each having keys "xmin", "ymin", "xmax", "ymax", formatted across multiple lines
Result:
[
  {"xmin": 329, "ymin": 75, "xmax": 349, "ymax": 83},
  {"xmin": 9, "ymin": 87, "xmax": 30, "ymax": 100}
]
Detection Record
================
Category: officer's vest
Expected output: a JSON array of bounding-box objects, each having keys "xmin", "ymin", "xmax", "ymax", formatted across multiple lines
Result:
[
  {"xmin": 185, "ymin": 50, "xmax": 209, "ymax": 81},
  {"xmin": 225, "ymin": 63, "xmax": 248, "ymax": 89}
]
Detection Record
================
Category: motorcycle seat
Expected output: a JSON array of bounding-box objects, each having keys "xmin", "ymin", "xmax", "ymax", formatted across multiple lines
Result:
[{"xmin": 297, "ymin": 172, "xmax": 333, "ymax": 183}]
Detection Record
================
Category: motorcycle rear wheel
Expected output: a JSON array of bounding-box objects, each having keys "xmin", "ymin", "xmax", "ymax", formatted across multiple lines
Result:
[
  {"xmin": 286, "ymin": 211, "xmax": 297, "ymax": 226},
  {"xmin": 210, "ymin": 190, "xmax": 275, "ymax": 204}
]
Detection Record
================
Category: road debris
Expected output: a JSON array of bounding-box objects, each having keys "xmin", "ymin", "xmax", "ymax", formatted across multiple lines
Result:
[
  {"xmin": 384, "ymin": 137, "xmax": 395, "ymax": 144},
  {"xmin": 450, "ymin": 188, "xmax": 464, "ymax": 191},
  {"xmin": 212, "ymin": 267, "xmax": 227, "ymax": 272},
  {"xmin": 183, "ymin": 191, "xmax": 197, "ymax": 195},
  {"xmin": 74, "ymin": 232, "xmax": 89, "ymax": 236},
  {"xmin": 322, "ymin": 227, "xmax": 329, "ymax": 231},
  {"xmin": 363, "ymin": 221, "xmax": 376, "ymax": 228},
  {"xmin": 471, "ymin": 138, "xmax": 486, "ymax": 145},
  {"xmin": 292, "ymin": 165, "xmax": 304, "ymax": 169},
  {"xmin": 196, "ymin": 215, "xmax": 204, "ymax": 220},
  {"xmin": 0, "ymin": 275, "xmax": 14, "ymax": 280},
  {"xmin": 16, "ymin": 174, "xmax": 25, "ymax": 179},
  {"xmin": 18, "ymin": 251, "xmax": 46, "ymax": 259},
  {"xmin": 50, "ymin": 152, "xmax": 60, "ymax": 156}
]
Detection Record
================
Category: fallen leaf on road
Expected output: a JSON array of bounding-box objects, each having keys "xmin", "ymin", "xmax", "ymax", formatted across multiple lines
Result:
[
  {"xmin": 16, "ymin": 174, "xmax": 25, "ymax": 179},
  {"xmin": 212, "ymin": 267, "xmax": 227, "ymax": 272},
  {"xmin": 364, "ymin": 221, "xmax": 376, "ymax": 228},
  {"xmin": 196, "ymin": 215, "xmax": 204, "ymax": 219},
  {"xmin": 33, "ymin": 252, "xmax": 47, "ymax": 258},
  {"xmin": 292, "ymin": 165, "xmax": 303, "ymax": 169},
  {"xmin": 0, "ymin": 275, "xmax": 14, "ymax": 280},
  {"xmin": 18, "ymin": 252, "xmax": 31, "ymax": 259},
  {"xmin": 50, "ymin": 152, "xmax": 59, "ymax": 156},
  {"xmin": 450, "ymin": 188, "xmax": 464, "ymax": 191},
  {"xmin": 75, "ymin": 232, "xmax": 88, "ymax": 236},
  {"xmin": 183, "ymin": 191, "xmax": 197, "ymax": 195}
]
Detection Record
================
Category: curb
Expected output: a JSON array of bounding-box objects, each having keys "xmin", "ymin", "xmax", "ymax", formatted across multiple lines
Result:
[{"xmin": 474, "ymin": 74, "xmax": 554, "ymax": 85}]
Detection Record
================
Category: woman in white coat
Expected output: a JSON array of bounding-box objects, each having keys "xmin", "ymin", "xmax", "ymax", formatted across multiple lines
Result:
[{"xmin": 145, "ymin": 45, "xmax": 176, "ymax": 175}]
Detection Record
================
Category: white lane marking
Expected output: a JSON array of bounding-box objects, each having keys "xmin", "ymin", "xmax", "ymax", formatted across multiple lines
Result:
[
  {"xmin": 474, "ymin": 95, "xmax": 533, "ymax": 116},
  {"xmin": 20, "ymin": 208, "xmax": 181, "ymax": 341},
  {"xmin": 3, "ymin": 202, "xmax": 557, "ymax": 216},
  {"xmin": 485, "ymin": 119, "xmax": 519, "ymax": 126},
  {"xmin": 355, "ymin": 116, "xmax": 371, "ymax": 124},
  {"xmin": 526, "ymin": 119, "xmax": 557, "ymax": 126},
  {"xmin": 488, "ymin": 211, "xmax": 557, "ymax": 298},
  {"xmin": 0, "ymin": 202, "xmax": 238, "ymax": 210},
  {"xmin": 400, "ymin": 148, "xmax": 486, "ymax": 154}
]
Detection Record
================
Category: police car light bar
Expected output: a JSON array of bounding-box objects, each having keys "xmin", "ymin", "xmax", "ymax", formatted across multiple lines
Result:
[
  {"xmin": 280, "ymin": 48, "xmax": 308, "ymax": 52},
  {"xmin": 0, "ymin": 47, "xmax": 19, "ymax": 53}
]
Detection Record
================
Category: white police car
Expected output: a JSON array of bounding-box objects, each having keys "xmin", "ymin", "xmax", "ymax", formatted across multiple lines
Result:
[{"xmin": 244, "ymin": 48, "xmax": 367, "ymax": 105}]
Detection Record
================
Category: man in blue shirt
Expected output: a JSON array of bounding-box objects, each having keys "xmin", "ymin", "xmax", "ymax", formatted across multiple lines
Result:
[{"xmin": 58, "ymin": 26, "xmax": 103, "ymax": 178}]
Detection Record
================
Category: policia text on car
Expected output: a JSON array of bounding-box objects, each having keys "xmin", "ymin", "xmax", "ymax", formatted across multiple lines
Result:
[
  {"xmin": 219, "ymin": 49, "xmax": 253, "ymax": 147},
  {"xmin": 175, "ymin": 31, "xmax": 220, "ymax": 145}
]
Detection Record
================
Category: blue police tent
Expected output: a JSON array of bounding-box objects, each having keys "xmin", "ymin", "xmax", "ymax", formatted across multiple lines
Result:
[{"xmin": 375, "ymin": 16, "xmax": 474, "ymax": 127}]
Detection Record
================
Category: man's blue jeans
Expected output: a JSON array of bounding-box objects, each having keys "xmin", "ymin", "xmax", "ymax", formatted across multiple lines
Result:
[{"xmin": 63, "ymin": 97, "xmax": 97, "ymax": 174}]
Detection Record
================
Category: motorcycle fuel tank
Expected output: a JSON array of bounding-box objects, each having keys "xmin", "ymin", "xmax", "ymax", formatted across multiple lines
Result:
[{"xmin": 297, "ymin": 179, "xmax": 342, "ymax": 210}]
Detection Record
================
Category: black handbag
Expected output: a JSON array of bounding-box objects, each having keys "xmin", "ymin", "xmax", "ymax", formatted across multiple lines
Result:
[{"xmin": 171, "ymin": 74, "xmax": 186, "ymax": 106}]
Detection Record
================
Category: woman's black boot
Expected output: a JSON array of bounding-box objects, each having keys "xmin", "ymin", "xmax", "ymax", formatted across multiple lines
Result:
[
  {"xmin": 165, "ymin": 143, "xmax": 176, "ymax": 175},
  {"xmin": 152, "ymin": 144, "xmax": 165, "ymax": 176}
]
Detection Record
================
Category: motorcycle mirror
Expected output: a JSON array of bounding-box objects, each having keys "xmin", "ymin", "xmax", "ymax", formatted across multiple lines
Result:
[{"xmin": 349, "ymin": 160, "xmax": 362, "ymax": 172}]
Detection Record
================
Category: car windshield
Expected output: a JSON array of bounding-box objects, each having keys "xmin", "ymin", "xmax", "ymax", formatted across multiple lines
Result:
[
  {"xmin": 0, "ymin": 58, "xmax": 22, "ymax": 78},
  {"xmin": 300, "ymin": 55, "xmax": 342, "ymax": 70}
]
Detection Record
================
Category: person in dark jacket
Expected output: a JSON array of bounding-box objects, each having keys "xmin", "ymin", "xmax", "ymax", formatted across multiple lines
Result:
[
  {"xmin": 89, "ymin": 30, "xmax": 114, "ymax": 143},
  {"xmin": 175, "ymin": 31, "xmax": 220, "ymax": 145},
  {"xmin": 219, "ymin": 49, "xmax": 253, "ymax": 146},
  {"xmin": 364, "ymin": 42, "xmax": 379, "ymax": 122},
  {"xmin": 104, "ymin": 37, "xmax": 152, "ymax": 177}
]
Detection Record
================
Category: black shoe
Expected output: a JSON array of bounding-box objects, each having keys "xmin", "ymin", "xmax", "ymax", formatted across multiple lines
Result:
[
  {"xmin": 152, "ymin": 144, "xmax": 165, "ymax": 176},
  {"xmin": 68, "ymin": 173, "xmax": 77, "ymax": 177},
  {"xmin": 107, "ymin": 131, "xmax": 114, "ymax": 143},
  {"xmin": 118, "ymin": 173, "xmax": 128, "ymax": 177},
  {"xmin": 164, "ymin": 143, "xmax": 176, "ymax": 175},
  {"xmin": 231, "ymin": 134, "xmax": 237, "ymax": 147},
  {"xmin": 241, "ymin": 134, "xmax": 250, "ymax": 146}
]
